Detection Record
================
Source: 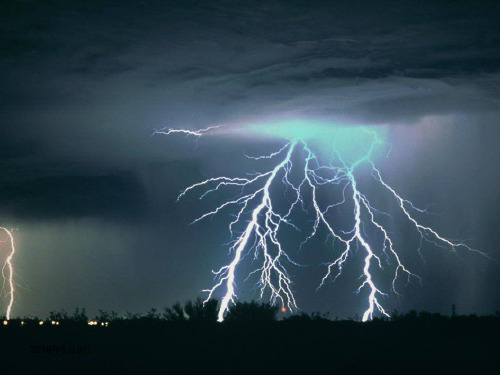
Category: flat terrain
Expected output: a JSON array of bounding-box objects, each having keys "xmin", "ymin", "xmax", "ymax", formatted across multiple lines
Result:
[{"xmin": 1, "ymin": 316, "xmax": 499, "ymax": 374}]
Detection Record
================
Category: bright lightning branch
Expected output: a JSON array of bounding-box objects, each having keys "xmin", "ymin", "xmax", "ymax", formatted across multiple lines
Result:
[{"xmin": 1, "ymin": 227, "xmax": 16, "ymax": 320}]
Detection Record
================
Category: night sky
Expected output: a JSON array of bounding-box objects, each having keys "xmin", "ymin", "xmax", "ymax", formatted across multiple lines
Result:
[{"xmin": 1, "ymin": 0, "xmax": 499, "ymax": 319}]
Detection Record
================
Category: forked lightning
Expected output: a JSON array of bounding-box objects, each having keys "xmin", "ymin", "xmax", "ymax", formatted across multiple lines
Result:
[{"xmin": 158, "ymin": 125, "xmax": 479, "ymax": 322}]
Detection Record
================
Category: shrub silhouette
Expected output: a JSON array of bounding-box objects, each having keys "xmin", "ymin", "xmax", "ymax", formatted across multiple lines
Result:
[
  {"xmin": 163, "ymin": 298, "xmax": 218, "ymax": 322},
  {"xmin": 72, "ymin": 307, "xmax": 88, "ymax": 322},
  {"xmin": 49, "ymin": 309, "xmax": 69, "ymax": 321},
  {"xmin": 48, "ymin": 307, "xmax": 87, "ymax": 323},
  {"xmin": 224, "ymin": 301, "xmax": 279, "ymax": 323},
  {"xmin": 163, "ymin": 302, "xmax": 187, "ymax": 321},
  {"xmin": 184, "ymin": 299, "xmax": 218, "ymax": 322},
  {"xmin": 95, "ymin": 309, "xmax": 118, "ymax": 322}
]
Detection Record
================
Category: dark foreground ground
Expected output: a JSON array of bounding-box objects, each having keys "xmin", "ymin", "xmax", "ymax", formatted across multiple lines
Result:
[{"xmin": 1, "ymin": 315, "xmax": 499, "ymax": 375}]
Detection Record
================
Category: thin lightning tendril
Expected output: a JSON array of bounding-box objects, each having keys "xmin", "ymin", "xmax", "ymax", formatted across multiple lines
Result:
[
  {"xmin": 153, "ymin": 126, "xmax": 219, "ymax": 137},
  {"xmin": 158, "ymin": 126, "xmax": 480, "ymax": 322},
  {"xmin": 1, "ymin": 227, "xmax": 16, "ymax": 320}
]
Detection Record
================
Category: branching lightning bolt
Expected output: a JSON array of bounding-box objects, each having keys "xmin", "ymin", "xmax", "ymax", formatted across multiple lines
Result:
[
  {"xmin": 185, "ymin": 141, "xmax": 300, "ymax": 322},
  {"xmin": 158, "ymin": 125, "xmax": 481, "ymax": 322},
  {"xmin": 1, "ymin": 227, "xmax": 16, "ymax": 320}
]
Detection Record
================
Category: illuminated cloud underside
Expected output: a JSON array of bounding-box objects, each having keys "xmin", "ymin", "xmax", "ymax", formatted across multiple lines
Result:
[{"xmin": 156, "ymin": 121, "xmax": 480, "ymax": 322}]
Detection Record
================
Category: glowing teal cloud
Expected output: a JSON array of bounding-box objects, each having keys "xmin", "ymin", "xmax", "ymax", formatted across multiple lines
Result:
[{"xmin": 240, "ymin": 119, "xmax": 388, "ymax": 165}]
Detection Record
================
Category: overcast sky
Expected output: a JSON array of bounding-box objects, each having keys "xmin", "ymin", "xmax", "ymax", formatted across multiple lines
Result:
[{"xmin": 0, "ymin": 0, "xmax": 499, "ymax": 318}]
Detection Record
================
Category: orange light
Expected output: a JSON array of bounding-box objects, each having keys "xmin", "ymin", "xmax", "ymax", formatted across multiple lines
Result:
[{"xmin": 281, "ymin": 307, "xmax": 287, "ymax": 313}]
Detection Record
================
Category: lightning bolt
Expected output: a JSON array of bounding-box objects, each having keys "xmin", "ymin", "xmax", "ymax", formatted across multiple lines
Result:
[
  {"xmin": 153, "ymin": 126, "xmax": 219, "ymax": 138},
  {"xmin": 157, "ymin": 125, "xmax": 480, "ymax": 322},
  {"xmin": 181, "ymin": 140, "xmax": 300, "ymax": 322},
  {"xmin": 1, "ymin": 227, "xmax": 16, "ymax": 320}
]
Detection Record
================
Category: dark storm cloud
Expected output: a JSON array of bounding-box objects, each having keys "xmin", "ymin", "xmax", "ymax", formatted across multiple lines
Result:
[{"xmin": 1, "ymin": 1, "xmax": 499, "ymax": 162}]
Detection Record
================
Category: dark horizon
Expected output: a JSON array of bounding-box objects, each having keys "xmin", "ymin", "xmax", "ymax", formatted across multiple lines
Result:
[{"xmin": 2, "ymin": 299, "xmax": 499, "ymax": 374}]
